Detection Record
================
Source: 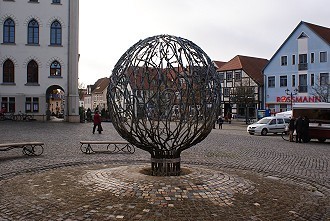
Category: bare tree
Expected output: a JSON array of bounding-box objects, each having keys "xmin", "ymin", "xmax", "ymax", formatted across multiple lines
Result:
[
  {"xmin": 232, "ymin": 83, "xmax": 256, "ymax": 124},
  {"xmin": 311, "ymin": 76, "xmax": 330, "ymax": 102}
]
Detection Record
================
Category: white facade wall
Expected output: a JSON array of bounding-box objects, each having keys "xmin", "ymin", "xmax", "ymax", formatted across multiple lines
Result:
[
  {"xmin": 264, "ymin": 22, "xmax": 330, "ymax": 114},
  {"xmin": 0, "ymin": 0, "xmax": 79, "ymax": 122}
]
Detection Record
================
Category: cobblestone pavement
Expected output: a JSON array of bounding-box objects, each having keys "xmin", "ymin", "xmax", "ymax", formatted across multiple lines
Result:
[{"xmin": 0, "ymin": 121, "xmax": 329, "ymax": 220}]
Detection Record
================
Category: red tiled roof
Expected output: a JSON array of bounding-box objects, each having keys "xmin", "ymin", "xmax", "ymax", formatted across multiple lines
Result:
[
  {"xmin": 218, "ymin": 55, "xmax": 268, "ymax": 85},
  {"xmin": 304, "ymin": 22, "xmax": 330, "ymax": 45},
  {"xmin": 92, "ymin": 77, "xmax": 110, "ymax": 94},
  {"xmin": 213, "ymin": 60, "xmax": 226, "ymax": 69}
]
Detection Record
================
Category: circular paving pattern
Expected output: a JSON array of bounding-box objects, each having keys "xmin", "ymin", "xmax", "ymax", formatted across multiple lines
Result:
[{"xmin": 80, "ymin": 165, "xmax": 256, "ymax": 207}]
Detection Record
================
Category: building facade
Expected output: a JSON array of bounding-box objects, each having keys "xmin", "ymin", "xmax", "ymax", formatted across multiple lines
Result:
[
  {"xmin": 0, "ymin": 0, "xmax": 80, "ymax": 122},
  {"xmin": 217, "ymin": 55, "xmax": 268, "ymax": 119},
  {"xmin": 264, "ymin": 21, "xmax": 330, "ymax": 115}
]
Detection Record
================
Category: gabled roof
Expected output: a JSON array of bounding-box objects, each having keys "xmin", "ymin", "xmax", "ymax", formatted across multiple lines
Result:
[
  {"xmin": 264, "ymin": 21, "xmax": 330, "ymax": 72},
  {"xmin": 305, "ymin": 22, "xmax": 330, "ymax": 45},
  {"xmin": 213, "ymin": 60, "xmax": 226, "ymax": 69},
  {"xmin": 92, "ymin": 77, "xmax": 110, "ymax": 94},
  {"xmin": 218, "ymin": 55, "xmax": 268, "ymax": 85}
]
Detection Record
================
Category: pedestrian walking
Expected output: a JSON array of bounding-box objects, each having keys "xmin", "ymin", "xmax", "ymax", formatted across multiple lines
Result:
[
  {"xmin": 295, "ymin": 116, "xmax": 303, "ymax": 143},
  {"xmin": 288, "ymin": 117, "xmax": 295, "ymax": 142},
  {"xmin": 92, "ymin": 111, "xmax": 103, "ymax": 134},
  {"xmin": 217, "ymin": 116, "xmax": 223, "ymax": 129}
]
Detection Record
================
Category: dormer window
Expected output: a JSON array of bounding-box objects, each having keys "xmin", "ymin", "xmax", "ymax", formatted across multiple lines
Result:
[{"xmin": 298, "ymin": 32, "xmax": 308, "ymax": 39}]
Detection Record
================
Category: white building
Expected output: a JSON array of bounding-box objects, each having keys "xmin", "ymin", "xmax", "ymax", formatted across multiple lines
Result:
[
  {"xmin": 264, "ymin": 21, "xmax": 330, "ymax": 115},
  {"xmin": 0, "ymin": 0, "xmax": 80, "ymax": 122}
]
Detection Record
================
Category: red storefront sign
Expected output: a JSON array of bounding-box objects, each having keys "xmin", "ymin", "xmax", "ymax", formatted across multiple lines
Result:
[{"xmin": 276, "ymin": 96, "xmax": 322, "ymax": 103}]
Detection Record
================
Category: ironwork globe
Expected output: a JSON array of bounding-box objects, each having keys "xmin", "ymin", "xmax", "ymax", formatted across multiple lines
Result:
[{"xmin": 108, "ymin": 35, "xmax": 220, "ymax": 176}]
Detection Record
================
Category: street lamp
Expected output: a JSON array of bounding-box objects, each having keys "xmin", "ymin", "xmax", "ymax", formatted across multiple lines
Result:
[{"xmin": 285, "ymin": 88, "xmax": 298, "ymax": 110}]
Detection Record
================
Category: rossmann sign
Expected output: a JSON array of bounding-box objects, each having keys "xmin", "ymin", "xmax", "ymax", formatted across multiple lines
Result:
[{"xmin": 276, "ymin": 96, "xmax": 322, "ymax": 103}]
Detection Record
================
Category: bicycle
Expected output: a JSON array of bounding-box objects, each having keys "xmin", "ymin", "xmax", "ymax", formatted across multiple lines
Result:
[{"xmin": 281, "ymin": 129, "xmax": 296, "ymax": 142}]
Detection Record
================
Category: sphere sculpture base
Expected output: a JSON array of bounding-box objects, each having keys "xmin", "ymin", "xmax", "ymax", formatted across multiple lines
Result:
[{"xmin": 151, "ymin": 157, "xmax": 181, "ymax": 176}]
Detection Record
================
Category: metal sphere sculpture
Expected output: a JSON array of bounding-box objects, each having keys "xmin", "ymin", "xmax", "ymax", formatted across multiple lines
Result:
[{"xmin": 108, "ymin": 35, "xmax": 220, "ymax": 176}]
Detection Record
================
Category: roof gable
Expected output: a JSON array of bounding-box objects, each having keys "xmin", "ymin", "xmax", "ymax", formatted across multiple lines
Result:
[
  {"xmin": 264, "ymin": 21, "xmax": 330, "ymax": 72},
  {"xmin": 92, "ymin": 77, "xmax": 110, "ymax": 94}
]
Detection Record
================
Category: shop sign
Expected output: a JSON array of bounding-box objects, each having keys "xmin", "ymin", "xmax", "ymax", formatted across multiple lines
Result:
[{"xmin": 276, "ymin": 96, "xmax": 321, "ymax": 103}]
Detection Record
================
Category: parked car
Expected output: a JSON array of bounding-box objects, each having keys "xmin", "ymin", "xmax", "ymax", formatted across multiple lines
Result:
[{"xmin": 247, "ymin": 116, "xmax": 290, "ymax": 136}]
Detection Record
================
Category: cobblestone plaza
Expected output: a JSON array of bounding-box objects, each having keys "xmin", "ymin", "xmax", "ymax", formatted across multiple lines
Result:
[{"xmin": 0, "ymin": 121, "xmax": 329, "ymax": 220}]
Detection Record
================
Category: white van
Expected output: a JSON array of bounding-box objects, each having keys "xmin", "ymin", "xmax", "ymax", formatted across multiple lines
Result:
[{"xmin": 247, "ymin": 116, "xmax": 290, "ymax": 136}]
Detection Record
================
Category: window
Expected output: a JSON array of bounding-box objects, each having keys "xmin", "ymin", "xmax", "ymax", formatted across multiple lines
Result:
[
  {"xmin": 279, "ymin": 104, "xmax": 287, "ymax": 112},
  {"xmin": 218, "ymin": 72, "xmax": 224, "ymax": 82},
  {"xmin": 50, "ymin": 20, "xmax": 62, "ymax": 45},
  {"xmin": 25, "ymin": 97, "xmax": 39, "ymax": 112},
  {"xmin": 311, "ymin": 53, "xmax": 315, "ymax": 63},
  {"xmin": 298, "ymin": 54, "xmax": 308, "ymax": 70},
  {"xmin": 226, "ymin": 71, "xmax": 233, "ymax": 81},
  {"xmin": 223, "ymin": 88, "xmax": 230, "ymax": 97},
  {"xmin": 1, "ymin": 97, "xmax": 15, "ymax": 113},
  {"xmin": 29, "ymin": 0, "xmax": 39, "ymax": 2},
  {"xmin": 280, "ymin": 76, "xmax": 287, "ymax": 87},
  {"xmin": 234, "ymin": 71, "xmax": 241, "ymax": 81},
  {"xmin": 298, "ymin": 74, "xmax": 307, "ymax": 93},
  {"xmin": 320, "ymin": 52, "xmax": 327, "ymax": 63},
  {"xmin": 269, "ymin": 119, "xmax": 276, "ymax": 125},
  {"xmin": 277, "ymin": 118, "xmax": 284, "ymax": 124},
  {"xmin": 27, "ymin": 60, "xmax": 38, "ymax": 83},
  {"xmin": 52, "ymin": 0, "xmax": 61, "ymax": 3},
  {"xmin": 3, "ymin": 59, "xmax": 14, "ymax": 83},
  {"xmin": 3, "ymin": 18, "xmax": 15, "ymax": 43},
  {"xmin": 33, "ymin": 97, "xmax": 39, "ymax": 112},
  {"xmin": 320, "ymin": 73, "xmax": 329, "ymax": 86},
  {"xmin": 281, "ymin": 56, "xmax": 287, "ymax": 66},
  {"xmin": 268, "ymin": 76, "xmax": 275, "ymax": 88},
  {"xmin": 1, "ymin": 97, "xmax": 8, "ymax": 112},
  {"xmin": 27, "ymin": 19, "xmax": 39, "ymax": 44},
  {"xmin": 311, "ymin": 74, "xmax": 314, "ymax": 86},
  {"xmin": 292, "ymin": 75, "xmax": 295, "ymax": 87},
  {"xmin": 50, "ymin": 60, "xmax": 61, "ymax": 76},
  {"xmin": 292, "ymin": 55, "xmax": 295, "ymax": 65}
]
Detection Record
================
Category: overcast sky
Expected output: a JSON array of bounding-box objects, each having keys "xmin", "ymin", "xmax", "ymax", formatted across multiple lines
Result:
[{"xmin": 78, "ymin": 0, "xmax": 329, "ymax": 86}]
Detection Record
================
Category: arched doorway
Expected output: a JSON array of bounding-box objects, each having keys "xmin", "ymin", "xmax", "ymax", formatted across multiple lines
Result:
[{"xmin": 46, "ymin": 85, "xmax": 65, "ymax": 121}]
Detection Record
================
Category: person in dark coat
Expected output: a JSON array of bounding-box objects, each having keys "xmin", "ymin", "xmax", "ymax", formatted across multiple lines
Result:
[
  {"xmin": 288, "ymin": 117, "xmax": 295, "ymax": 142},
  {"xmin": 302, "ymin": 116, "xmax": 310, "ymax": 143},
  {"xmin": 93, "ymin": 111, "xmax": 102, "ymax": 134},
  {"xmin": 217, "ymin": 116, "xmax": 224, "ymax": 129},
  {"xmin": 295, "ymin": 116, "xmax": 303, "ymax": 143}
]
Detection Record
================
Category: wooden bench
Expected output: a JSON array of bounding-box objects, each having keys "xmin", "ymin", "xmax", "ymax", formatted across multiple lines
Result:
[
  {"xmin": 0, "ymin": 142, "xmax": 44, "ymax": 156},
  {"xmin": 80, "ymin": 141, "xmax": 135, "ymax": 154}
]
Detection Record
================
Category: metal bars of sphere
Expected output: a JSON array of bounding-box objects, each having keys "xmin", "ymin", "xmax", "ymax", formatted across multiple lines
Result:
[{"xmin": 107, "ymin": 35, "xmax": 221, "ymax": 176}]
